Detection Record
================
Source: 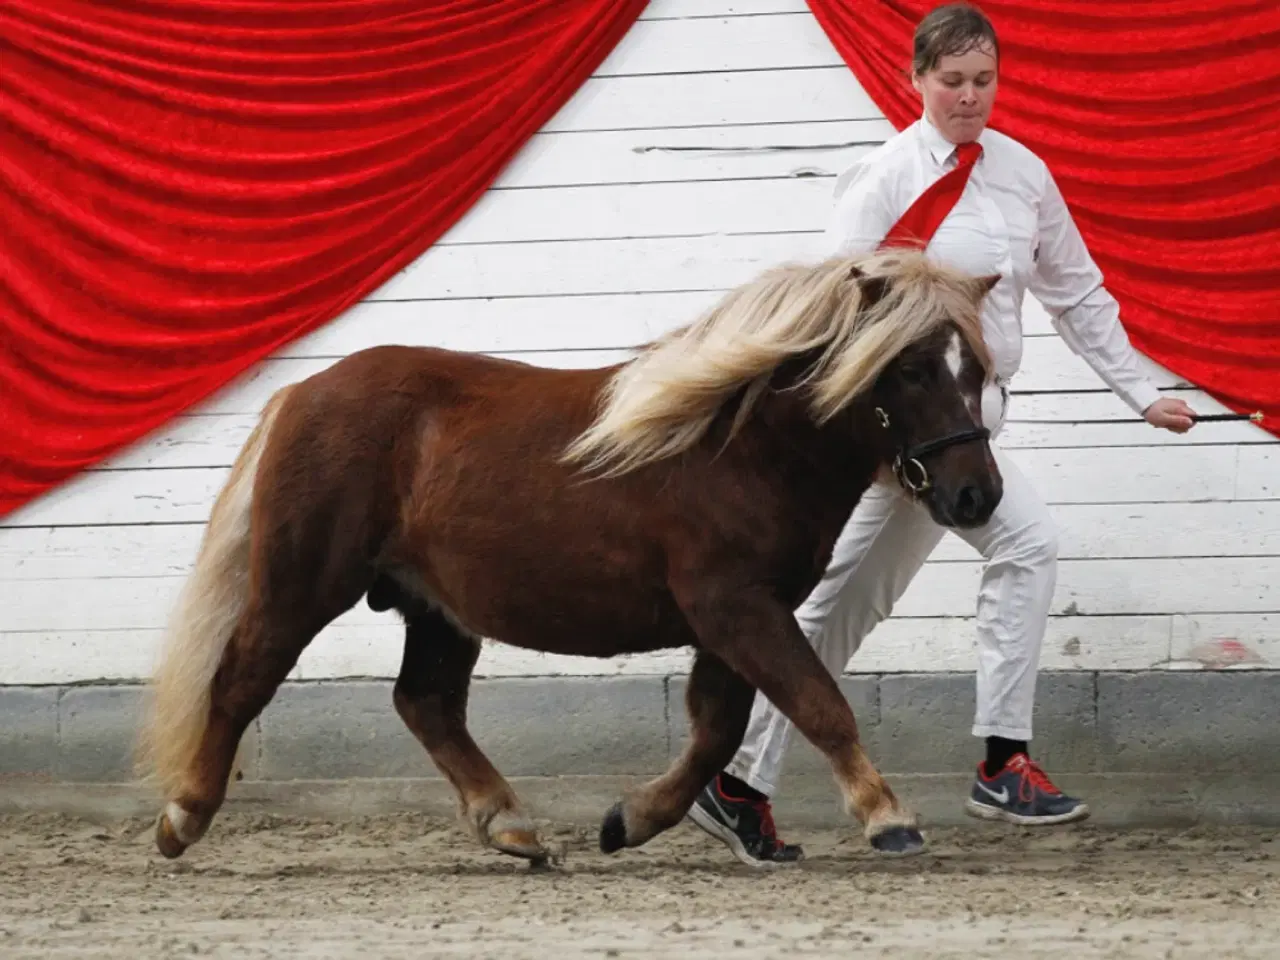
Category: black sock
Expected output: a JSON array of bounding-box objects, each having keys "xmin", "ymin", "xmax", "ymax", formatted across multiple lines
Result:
[
  {"xmin": 984, "ymin": 737, "xmax": 1028, "ymax": 777},
  {"xmin": 717, "ymin": 771, "xmax": 767, "ymax": 803}
]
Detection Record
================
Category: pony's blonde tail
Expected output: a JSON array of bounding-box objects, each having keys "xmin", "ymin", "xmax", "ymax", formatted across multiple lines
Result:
[{"xmin": 135, "ymin": 386, "xmax": 293, "ymax": 796}]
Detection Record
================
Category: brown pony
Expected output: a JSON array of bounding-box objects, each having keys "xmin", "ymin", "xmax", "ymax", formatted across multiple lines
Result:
[{"xmin": 136, "ymin": 249, "xmax": 1002, "ymax": 865}]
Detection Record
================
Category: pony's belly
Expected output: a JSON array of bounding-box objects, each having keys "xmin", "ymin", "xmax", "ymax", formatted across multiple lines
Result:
[
  {"xmin": 479, "ymin": 589, "xmax": 696, "ymax": 658},
  {"xmin": 495, "ymin": 616, "xmax": 692, "ymax": 658},
  {"xmin": 390, "ymin": 564, "xmax": 696, "ymax": 658}
]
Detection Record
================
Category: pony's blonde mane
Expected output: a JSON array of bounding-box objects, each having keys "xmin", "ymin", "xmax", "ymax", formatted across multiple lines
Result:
[{"xmin": 562, "ymin": 248, "xmax": 992, "ymax": 476}]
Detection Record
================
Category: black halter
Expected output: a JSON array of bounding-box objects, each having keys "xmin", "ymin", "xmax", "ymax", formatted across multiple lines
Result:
[{"xmin": 874, "ymin": 406, "xmax": 990, "ymax": 496}]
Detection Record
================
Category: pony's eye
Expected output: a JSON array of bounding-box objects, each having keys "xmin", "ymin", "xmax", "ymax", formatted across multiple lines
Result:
[{"xmin": 899, "ymin": 365, "xmax": 925, "ymax": 384}]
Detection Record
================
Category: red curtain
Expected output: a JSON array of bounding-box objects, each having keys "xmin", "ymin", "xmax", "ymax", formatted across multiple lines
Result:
[
  {"xmin": 808, "ymin": 0, "xmax": 1280, "ymax": 440},
  {"xmin": 3, "ymin": 2, "xmax": 1276, "ymax": 520},
  {"xmin": 0, "ymin": 0, "xmax": 648, "ymax": 517}
]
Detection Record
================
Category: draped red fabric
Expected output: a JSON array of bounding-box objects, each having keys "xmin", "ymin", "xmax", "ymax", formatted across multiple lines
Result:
[
  {"xmin": 0, "ymin": 0, "xmax": 648, "ymax": 517},
  {"xmin": 808, "ymin": 0, "xmax": 1280, "ymax": 439}
]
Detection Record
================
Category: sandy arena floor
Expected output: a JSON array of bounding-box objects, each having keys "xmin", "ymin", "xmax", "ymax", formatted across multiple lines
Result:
[{"xmin": 2, "ymin": 810, "xmax": 1278, "ymax": 958}]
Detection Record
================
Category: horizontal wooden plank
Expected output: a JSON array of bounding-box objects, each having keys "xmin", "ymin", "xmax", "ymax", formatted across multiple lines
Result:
[
  {"xmin": 370, "ymin": 228, "xmax": 825, "ymax": 301},
  {"xmin": 12, "ymin": 615, "xmax": 1280, "ymax": 685},
  {"xmin": 5, "ymin": 502, "xmax": 1278, "ymax": 586},
  {"xmin": 90, "ymin": 393, "xmax": 1259, "ymax": 476},
  {"xmin": 283, "ymin": 291, "xmax": 1064, "ymax": 361},
  {"xmin": 1168, "ymin": 613, "xmax": 1280, "ymax": 669},
  {"xmin": 0, "ymin": 468, "xmax": 230, "ymax": 527},
  {"xmin": 85, "ymin": 390, "xmax": 1259, "ymax": 475},
  {"xmin": 277, "ymin": 296, "xmax": 1220, "ymax": 438},
  {"xmin": 935, "ymin": 500, "xmax": 1280, "ymax": 561},
  {"xmin": 360, "ymin": 237, "xmax": 1209, "ymax": 352},
  {"xmin": 92, "ymin": 416, "xmax": 253, "ymax": 472},
  {"xmin": 441, "ymin": 176, "xmax": 835, "ymax": 245},
  {"xmin": 371, "ymin": 229, "xmax": 829, "ymax": 300},
  {"xmin": 0, "ymin": 440, "xmax": 1248, "ymax": 529},
  {"xmin": 194, "ymin": 352, "xmax": 633, "ymax": 417},
  {"xmin": 851, "ymin": 613, "xmax": 1177, "ymax": 674},
  {"xmin": 3, "ymin": 557, "xmax": 1272, "ymax": 638},
  {"xmin": 898, "ymin": 556, "xmax": 1277, "ymax": 619},
  {"xmin": 999, "ymin": 391, "xmax": 1269, "ymax": 449},
  {"xmin": 1238, "ymin": 446, "xmax": 1277, "ymax": 500},
  {"xmin": 274, "ymin": 295, "xmax": 1192, "ymax": 414},
  {"xmin": 639, "ymin": 1, "xmax": 811, "ymax": 21},
  {"xmin": 543, "ymin": 67, "xmax": 879, "ymax": 133},
  {"xmin": 8, "ymin": 613, "xmax": 1280, "ymax": 685},
  {"xmin": 1011, "ymin": 444, "xmax": 1239, "ymax": 506},
  {"xmin": 187, "ymin": 339, "xmax": 1187, "ymax": 421},
  {"xmin": 491, "ymin": 121, "xmax": 894, "ymax": 190},
  {"xmin": 0, "ymin": 623, "xmax": 690, "ymax": 685},
  {"xmin": 0, "ymin": 613, "xmax": 1186, "ymax": 685},
  {"xmin": 281, "ymin": 292, "xmax": 715, "ymax": 358},
  {"xmin": 598, "ymin": 10, "xmax": 838, "ymax": 76}
]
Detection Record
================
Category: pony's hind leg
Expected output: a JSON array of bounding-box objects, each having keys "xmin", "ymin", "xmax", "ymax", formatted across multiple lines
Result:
[
  {"xmin": 392, "ymin": 604, "xmax": 546, "ymax": 862},
  {"xmin": 600, "ymin": 649, "xmax": 756, "ymax": 853},
  {"xmin": 144, "ymin": 377, "xmax": 387, "ymax": 858},
  {"xmin": 154, "ymin": 609, "xmax": 324, "ymax": 858}
]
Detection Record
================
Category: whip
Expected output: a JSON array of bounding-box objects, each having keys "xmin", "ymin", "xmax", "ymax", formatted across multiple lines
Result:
[{"xmin": 1004, "ymin": 411, "xmax": 1264, "ymax": 426}]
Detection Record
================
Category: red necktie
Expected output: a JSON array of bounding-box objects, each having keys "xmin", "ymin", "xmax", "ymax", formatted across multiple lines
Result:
[{"xmin": 879, "ymin": 141, "xmax": 983, "ymax": 251}]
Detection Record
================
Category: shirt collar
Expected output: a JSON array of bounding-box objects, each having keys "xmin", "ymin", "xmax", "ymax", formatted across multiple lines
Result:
[{"xmin": 918, "ymin": 111, "xmax": 986, "ymax": 168}]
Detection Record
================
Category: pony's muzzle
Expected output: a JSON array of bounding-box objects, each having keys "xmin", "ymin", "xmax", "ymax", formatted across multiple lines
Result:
[{"xmin": 951, "ymin": 482, "xmax": 994, "ymax": 527}]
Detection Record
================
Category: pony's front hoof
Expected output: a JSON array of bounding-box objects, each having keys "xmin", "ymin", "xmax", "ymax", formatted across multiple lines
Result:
[
  {"xmin": 869, "ymin": 824, "xmax": 926, "ymax": 857},
  {"xmin": 154, "ymin": 812, "xmax": 189, "ymax": 859},
  {"xmin": 599, "ymin": 801, "xmax": 628, "ymax": 854}
]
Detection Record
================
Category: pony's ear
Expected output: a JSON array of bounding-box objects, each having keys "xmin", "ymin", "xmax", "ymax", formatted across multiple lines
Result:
[
  {"xmin": 975, "ymin": 273, "xmax": 1001, "ymax": 297},
  {"xmin": 847, "ymin": 264, "xmax": 892, "ymax": 305}
]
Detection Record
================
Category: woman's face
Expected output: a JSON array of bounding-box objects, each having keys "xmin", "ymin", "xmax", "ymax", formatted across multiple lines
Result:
[{"xmin": 912, "ymin": 43, "xmax": 998, "ymax": 144}]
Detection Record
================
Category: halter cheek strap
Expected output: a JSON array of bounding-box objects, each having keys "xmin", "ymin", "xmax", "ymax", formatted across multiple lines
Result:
[{"xmin": 875, "ymin": 406, "xmax": 990, "ymax": 496}]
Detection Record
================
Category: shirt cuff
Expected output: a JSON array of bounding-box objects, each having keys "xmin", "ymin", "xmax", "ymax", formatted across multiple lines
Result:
[{"xmin": 1119, "ymin": 378, "xmax": 1163, "ymax": 416}]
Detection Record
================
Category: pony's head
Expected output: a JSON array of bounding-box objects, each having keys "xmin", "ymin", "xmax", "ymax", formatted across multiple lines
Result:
[
  {"xmin": 851, "ymin": 261, "xmax": 1002, "ymax": 528},
  {"xmin": 562, "ymin": 249, "xmax": 1003, "ymax": 528}
]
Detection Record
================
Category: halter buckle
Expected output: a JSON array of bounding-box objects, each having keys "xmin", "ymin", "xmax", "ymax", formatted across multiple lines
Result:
[
  {"xmin": 893, "ymin": 455, "xmax": 932, "ymax": 494},
  {"xmin": 876, "ymin": 405, "xmax": 987, "ymax": 499}
]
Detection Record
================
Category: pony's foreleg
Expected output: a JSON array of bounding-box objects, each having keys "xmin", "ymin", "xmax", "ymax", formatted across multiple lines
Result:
[
  {"xmin": 599, "ymin": 649, "xmax": 755, "ymax": 853},
  {"xmin": 672, "ymin": 585, "xmax": 924, "ymax": 857},
  {"xmin": 392, "ymin": 607, "xmax": 546, "ymax": 862}
]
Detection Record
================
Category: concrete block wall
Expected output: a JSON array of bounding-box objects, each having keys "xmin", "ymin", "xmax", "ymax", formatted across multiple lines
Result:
[{"xmin": 4, "ymin": 672, "xmax": 1280, "ymax": 826}]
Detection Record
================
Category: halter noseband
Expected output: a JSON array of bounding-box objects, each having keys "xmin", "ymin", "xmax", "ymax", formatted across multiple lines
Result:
[{"xmin": 874, "ymin": 406, "xmax": 990, "ymax": 496}]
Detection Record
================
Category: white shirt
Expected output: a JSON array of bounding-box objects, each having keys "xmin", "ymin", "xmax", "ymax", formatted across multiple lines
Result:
[{"xmin": 824, "ymin": 113, "xmax": 1161, "ymax": 418}]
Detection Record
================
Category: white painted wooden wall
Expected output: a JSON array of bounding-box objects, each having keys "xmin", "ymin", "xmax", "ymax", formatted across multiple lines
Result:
[{"xmin": 2, "ymin": 0, "xmax": 1276, "ymax": 685}]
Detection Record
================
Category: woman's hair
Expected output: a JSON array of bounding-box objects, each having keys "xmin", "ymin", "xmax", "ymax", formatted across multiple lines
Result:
[{"xmin": 912, "ymin": 2, "xmax": 999, "ymax": 76}]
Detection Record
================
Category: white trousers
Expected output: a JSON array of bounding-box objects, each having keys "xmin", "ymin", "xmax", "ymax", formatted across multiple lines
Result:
[{"xmin": 725, "ymin": 384, "xmax": 1060, "ymax": 795}]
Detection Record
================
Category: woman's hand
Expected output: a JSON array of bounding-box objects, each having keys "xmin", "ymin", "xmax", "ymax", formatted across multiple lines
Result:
[{"xmin": 1143, "ymin": 397, "xmax": 1197, "ymax": 433}]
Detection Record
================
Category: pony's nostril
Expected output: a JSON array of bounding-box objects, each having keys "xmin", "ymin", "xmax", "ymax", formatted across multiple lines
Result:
[{"xmin": 955, "ymin": 484, "xmax": 984, "ymax": 522}]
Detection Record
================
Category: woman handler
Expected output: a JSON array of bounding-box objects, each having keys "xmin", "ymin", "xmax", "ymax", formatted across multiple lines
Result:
[{"xmin": 689, "ymin": 1, "xmax": 1197, "ymax": 867}]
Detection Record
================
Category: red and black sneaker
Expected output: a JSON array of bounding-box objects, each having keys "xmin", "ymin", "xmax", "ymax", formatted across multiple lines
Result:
[
  {"xmin": 687, "ymin": 774, "xmax": 805, "ymax": 868},
  {"xmin": 965, "ymin": 752, "xmax": 1090, "ymax": 825}
]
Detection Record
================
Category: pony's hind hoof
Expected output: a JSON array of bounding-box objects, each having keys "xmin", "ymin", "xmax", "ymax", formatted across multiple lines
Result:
[
  {"xmin": 599, "ymin": 801, "xmax": 628, "ymax": 854},
  {"xmin": 869, "ymin": 824, "xmax": 926, "ymax": 857},
  {"xmin": 487, "ymin": 813, "xmax": 549, "ymax": 863},
  {"xmin": 154, "ymin": 812, "xmax": 189, "ymax": 860}
]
